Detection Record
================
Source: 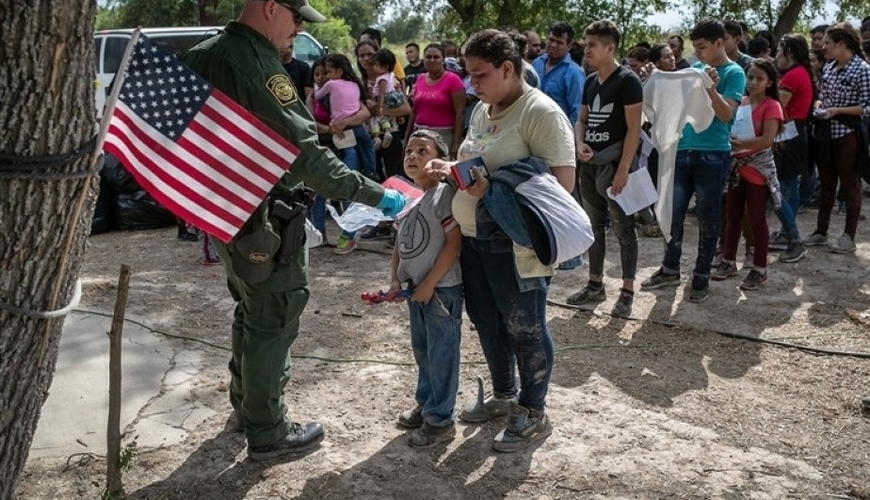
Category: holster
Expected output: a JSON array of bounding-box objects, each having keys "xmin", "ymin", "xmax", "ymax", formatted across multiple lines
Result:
[{"xmin": 269, "ymin": 187, "xmax": 316, "ymax": 265}]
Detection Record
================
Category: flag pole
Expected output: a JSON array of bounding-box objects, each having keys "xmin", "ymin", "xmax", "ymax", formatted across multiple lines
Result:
[{"xmin": 92, "ymin": 27, "xmax": 141, "ymax": 163}]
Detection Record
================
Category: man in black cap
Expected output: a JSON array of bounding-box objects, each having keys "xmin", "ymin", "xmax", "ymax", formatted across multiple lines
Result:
[{"xmin": 184, "ymin": 0, "xmax": 405, "ymax": 462}]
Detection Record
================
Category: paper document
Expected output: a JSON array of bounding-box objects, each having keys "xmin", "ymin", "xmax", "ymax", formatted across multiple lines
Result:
[
  {"xmin": 774, "ymin": 120, "xmax": 798, "ymax": 143},
  {"xmin": 606, "ymin": 167, "xmax": 658, "ymax": 216},
  {"xmin": 332, "ymin": 131, "xmax": 357, "ymax": 149},
  {"xmin": 730, "ymin": 105, "xmax": 755, "ymax": 141}
]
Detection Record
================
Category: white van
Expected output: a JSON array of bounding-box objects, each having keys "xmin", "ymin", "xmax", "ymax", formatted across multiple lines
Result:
[{"xmin": 94, "ymin": 26, "xmax": 325, "ymax": 115}]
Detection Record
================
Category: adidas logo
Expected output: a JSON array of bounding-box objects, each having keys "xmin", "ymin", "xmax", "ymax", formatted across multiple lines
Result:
[{"xmin": 586, "ymin": 94, "xmax": 614, "ymax": 143}]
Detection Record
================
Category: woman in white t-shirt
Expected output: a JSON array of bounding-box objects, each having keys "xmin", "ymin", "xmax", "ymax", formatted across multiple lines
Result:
[{"xmin": 426, "ymin": 29, "xmax": 575, "ymax": 453}]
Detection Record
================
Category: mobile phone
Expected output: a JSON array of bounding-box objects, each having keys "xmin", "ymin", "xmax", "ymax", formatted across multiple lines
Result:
[{"xmin": 450, "ymin": 157, "xmax": 487, "ymax": 190}]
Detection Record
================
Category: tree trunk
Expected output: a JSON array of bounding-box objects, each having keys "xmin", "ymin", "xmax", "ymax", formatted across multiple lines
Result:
[
  {"xmin": 0, "ymin": 2, "xmax": 98, "ymax": 499},
  {"xmin": 772, "ymin": 0, "xmax": 807, "ymax": 41}
]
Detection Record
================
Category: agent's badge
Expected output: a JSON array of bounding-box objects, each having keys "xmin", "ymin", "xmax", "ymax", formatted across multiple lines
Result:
[{"xmin": 266, "ymin": 74, "xmax": 297, "ymax": 106}]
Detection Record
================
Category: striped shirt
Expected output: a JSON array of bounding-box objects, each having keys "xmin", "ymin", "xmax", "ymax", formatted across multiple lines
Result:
[{"xmin": 819, "ymin": 56, "xmax": 870, "ymax": 138}]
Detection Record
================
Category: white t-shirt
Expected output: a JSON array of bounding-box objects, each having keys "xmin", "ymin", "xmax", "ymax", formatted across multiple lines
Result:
[
  {"xmin": 372, "ymin": 72, "xmax": 396, "ymax": 97},
  {"xmin": 453, "ymin": 85, "xmax": 575, "ymax": 276}
]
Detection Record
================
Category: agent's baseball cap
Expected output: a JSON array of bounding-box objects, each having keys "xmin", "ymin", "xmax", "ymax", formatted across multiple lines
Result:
[{"xmin": 276, "ymin": 0, "xmax": 326, "ymax": 23}]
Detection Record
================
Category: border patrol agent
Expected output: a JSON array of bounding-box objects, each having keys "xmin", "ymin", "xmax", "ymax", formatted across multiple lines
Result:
[{"xmin": 183, "ymin": 0, "xmax": 405, "ymax": 462}]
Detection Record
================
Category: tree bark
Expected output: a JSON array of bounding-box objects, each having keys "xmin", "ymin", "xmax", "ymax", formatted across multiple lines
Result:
[
  {"xmin": 0, "ymin": 2, "xmax": 98, "ymax": 499},
  {"xmin": 772, "ymin": 0, "xmax": 807, "ymax": 41}
]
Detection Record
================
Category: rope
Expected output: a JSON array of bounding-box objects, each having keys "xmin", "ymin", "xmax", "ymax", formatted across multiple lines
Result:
[
  {"xmin": 73, "ymin": 307, "xmax": 870, "ymax": 364},
  {"xmin": 546, "ymin": 299, "xmax": 870, "ymax": 360},
  {"xmin": 0, "ymin": 137, "xmax": 101, "ymax": 181},
  {"xmin": 0, "ymin": 280, "xmax": 82, "ymax": 319}
]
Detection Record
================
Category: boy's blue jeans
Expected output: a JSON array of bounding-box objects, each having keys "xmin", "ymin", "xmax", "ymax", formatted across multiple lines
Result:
[
  {"xmin": 663, "ymin": 150, "xmax": 730, "ymax": 279},
  {"xmin": 776, "ymin": 176, "xmax": 801, "ymax": 242},
  {"xmin": 409, "ymin": 285, "xmax": 463, "ymax": 428},
  {"xmin": 460, "ymin": 237, "xmax": 554, "ymax": 411}
]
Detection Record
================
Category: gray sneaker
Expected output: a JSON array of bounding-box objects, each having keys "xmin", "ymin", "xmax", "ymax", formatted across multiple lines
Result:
[
  {"xmin": 566, "ymin": 282, "xmax": 606, "ymax": 308},
  {"xmin": 460, "ymin": 376, "xmax": 516, "ymax": 423},
  {"xmin": 828, "ymin": 233, "xmax": 857, "ymax": 254},
  {"xmin": 711, "ymin": 261, "xmax": 738, "ymax": 280},
  {"xmin": 460, "ymin": 395, "xmax": 515, "ymax": 423},
  {"xmin": 610, "ymin": 289, "xmax": 634, "ymax": 319},
  {"xmin": 492, "ymin": 404, "xmax": 552, "ymax": 453},
  {"xmin": 640, "ymin": 268, "xmax": 681, "ymax": 290},
  {"xmin": 687, "ymin": 276, "xmax": 709, "ymax": 303},
  {"xmin": 779, "ymin": 242, "xmax": 807, "ymax": 263},
  {"xmin": 804, "ymin": 232, "xmax": 827, "ymax": 247},
  {"xmin": 398, "ymin": 404, "xmax": 424, "ymax": 429},
  {"xmin": 768, "ymin": 232, "xmax": 788, "ymax": 251},
  {"xmin": 408, "ymin": 422, "xmax": 456, "ymax": 449}
]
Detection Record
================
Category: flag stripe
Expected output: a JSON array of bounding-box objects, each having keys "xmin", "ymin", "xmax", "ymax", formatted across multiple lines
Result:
[
  {"xmin": 184, "ymin": 119, "xmax": 279, "ymax": 189},
  {"xmin": 212, "ymin": 91, "xmax": 301, "ymax": 159},
  {"xmin": 109, "ymin": 109, "xmax": 249, "ymax": 224},
  {"xmin": 104, "ymin": 35, "xmax": 298, "ymax": 242},
  {"xmin": 104, "ymin": 138, "xmax": 237, "ymax": 242},
  {"xmin": 198, "ymin": 103, "xmax": 294, "ymax": 175},
  {"xmin": 176, "ymin": 130, "xmax": 273, "ymax": 196},
  {"xmin": 109, "ymin": 106, "xmax": 255, "ymax": 222}
]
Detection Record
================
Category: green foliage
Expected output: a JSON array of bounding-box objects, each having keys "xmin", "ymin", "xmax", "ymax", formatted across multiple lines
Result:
[
  {"xmin": 331, "ymin": 0, "xmax": 379, "ymax": 39},
  {"xmin": 96, "ymin": 6, "xmax": 120, "ymax": 30},
  {"xmin": 390, "ymin": 0, "xmax": 670, "ymax": 50},
  {"xmin": 304, "ymin": 0, "xmax": 354, "ymax": 53},
  {"xmin": 104, "ymin": 0, "xmax": 199, "ymax": 28},
  {"xmin": 381, "ymin": 7, "xmax": 426, "ymax": 43}
]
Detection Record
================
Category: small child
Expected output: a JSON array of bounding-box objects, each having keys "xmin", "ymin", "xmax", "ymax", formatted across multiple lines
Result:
[
  {"xmin": 390, "ymin": 129, "xmax": 462, "ymax": 449},
  {"xmin": 313, "ymin": 54, "xmax": 377, "ymax": 180},
  {"xmin": 712, "ymin": 60, "xmax": 784, "ymax": 291},
  {"xmin": 314, "ymin": 54, "xmax": 377, "ymax": 254},
  {"xmin": 369, "ymin": 49, "xmax": 405, "ymax": 150}
]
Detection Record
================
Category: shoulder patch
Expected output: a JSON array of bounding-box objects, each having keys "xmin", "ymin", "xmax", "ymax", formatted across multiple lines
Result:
[{"xmin": 266, "ymin": 74, "xmax": 297, "ymax": 106}]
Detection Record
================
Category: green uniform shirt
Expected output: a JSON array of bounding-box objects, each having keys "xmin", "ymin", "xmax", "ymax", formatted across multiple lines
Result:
[{"xmin": 183, "ymin": 21, "xmax": 384, "ymax": 207}]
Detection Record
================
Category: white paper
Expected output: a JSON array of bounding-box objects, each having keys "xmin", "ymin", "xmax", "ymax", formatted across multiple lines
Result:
[
  {"xmin": 606, "ymin": 167, "xmax": 659, "ymax": 216},
  {"xmin": 304, "ymin": 219, "xmax": 323, "ymax": 248},
  {"xmin": 730, "ymin": 105, "xmax": 755, "ymax": 140},
  {"xmin": 326, "ymin": 202, "xmax": 391, "ymax": 232},
  {"xmin": 332, "ymin": 131, "xmax": 357, "ymax": 149},
  {"xmin": 774, "ymin": 120, "xmax": 798, "ymax": 143}
]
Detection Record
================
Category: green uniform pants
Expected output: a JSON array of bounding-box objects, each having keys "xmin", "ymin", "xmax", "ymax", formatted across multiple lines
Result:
[{"xmin": 214, "ymin": 239, "xmax": 310, "ymax": 447}]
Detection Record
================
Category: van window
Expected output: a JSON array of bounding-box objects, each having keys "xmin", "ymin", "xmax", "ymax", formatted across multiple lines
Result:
[
  {"xmin": 95, "ymin": 37, "xmax": 103, "ymax": 72},
  {"xmin": 104, "ymin": 36, "xmax": 129, "ymax": 74},
  {"xmin": 294, "ymin": 34, "xmax": 323, "ymax": 65}
]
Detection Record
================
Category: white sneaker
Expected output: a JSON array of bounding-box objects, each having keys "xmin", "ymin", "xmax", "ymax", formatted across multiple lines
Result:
[{"xmin": 828, "ymin": 233, "xmax": 856, "ymax": 254}]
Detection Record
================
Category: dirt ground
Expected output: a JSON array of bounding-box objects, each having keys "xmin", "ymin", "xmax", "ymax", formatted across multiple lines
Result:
[{"xmin": 17, "ymin": 208, "xmax": 870, "ymax": 500}]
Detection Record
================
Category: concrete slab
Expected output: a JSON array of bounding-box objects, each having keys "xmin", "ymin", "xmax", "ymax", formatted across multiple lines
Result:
[{"xmin": 28, "ymin": 311, "xmax": 211, "ymax": 460}]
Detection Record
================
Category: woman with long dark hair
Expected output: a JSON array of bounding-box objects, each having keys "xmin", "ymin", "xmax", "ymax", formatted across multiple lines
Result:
[
  {"xmin": 769, "ymin": 33, "xmax": 815, "ymax": 262},
  {"xmin": 804, "ymin": 23, "xmax": 870, "ymax": 254},
  {"xmin": 712, "ymin": 60, "xmax": 784, "ymax": 290}
]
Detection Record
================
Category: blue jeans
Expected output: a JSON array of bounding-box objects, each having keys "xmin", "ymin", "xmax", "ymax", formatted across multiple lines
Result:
[
  {"xmin": 777, "ymin": 176, "xmax": 801, "ymax": 241},
  {"xmin": 460, "ymin": 237, "xmax": 554, "ymax": 411},
  {"xmin": 307, "ymin": 195, "xmax": 326, "ymax": 236},
  {"xmin": 409, "ymin": 285, "xmax": 463, "ymax": 427},
  {"xmin": 663, "ymin": 150, "xmax": 731, "ymax": 279},
  {"xmin": 350, "ymin": 124, "xmax": 377, "ymax": 180}
]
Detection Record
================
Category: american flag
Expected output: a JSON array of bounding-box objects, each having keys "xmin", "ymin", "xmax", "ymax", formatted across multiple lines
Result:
[{"xmin": 104, "ymin": 35, "xmax": 300, "ymax": 243}]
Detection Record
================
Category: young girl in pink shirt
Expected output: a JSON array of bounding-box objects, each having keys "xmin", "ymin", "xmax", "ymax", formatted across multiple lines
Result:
[
  {"xmin": 314, "ymin": 54, "xmax": 376, "ymax": 181},
  {"xmin": 713, "ymin": 60, "xmax": 784, "ymax": 290}
]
